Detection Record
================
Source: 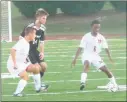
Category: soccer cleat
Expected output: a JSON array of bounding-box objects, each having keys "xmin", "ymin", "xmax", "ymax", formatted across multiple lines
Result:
[
  {"xmin": 40, "ymin": 84, "xmax": 49, "ymax": 91},
  {"xmin": 36, "ymin": 89, "xmax": 41, "ymax": 93},
  {"xmin": 13, "ymin": 93, "xmax": 25, "ymax": 97},
  {"xmin": 80, "ymin": 83, "xmax": 85, "ymax": 90}
]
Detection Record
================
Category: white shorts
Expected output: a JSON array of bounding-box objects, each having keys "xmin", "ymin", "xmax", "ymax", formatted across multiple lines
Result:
[
  {"xmin": 7, "ymin": 60, "xmax": 31, "ymax": 77},
  {"xmin": 81, "ymin": 53, "xmax": 105, "ymax": 70}
]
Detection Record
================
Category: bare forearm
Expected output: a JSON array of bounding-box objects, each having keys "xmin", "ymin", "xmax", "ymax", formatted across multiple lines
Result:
[
  {"xmin": 74, "ymin": 47, "xmax": 82, "ymax": 60},
  {"xmin": 105, "ymin": 48, "xmax": 112, "ymax": 59},
  {"xmin": 40, "ymin": 42, "xmax": 44, "ymax": 53}
]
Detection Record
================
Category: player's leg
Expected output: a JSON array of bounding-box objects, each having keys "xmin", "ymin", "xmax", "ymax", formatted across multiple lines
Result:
[
  {"xmin": 99, "ymin": 66, "xmax": 117, "ymax": 87},
  {"xmin": 36, "ymin": 50, "xmax": 49, "ymax": 91},
  {"xmin": 26, "ymin": 64, "xmax": 42, "ymax": 92},
  {"xmin": 39, "ymin": 61, "xmax": 49, "ymax": 91},
  {"xmin": 29, "ymin": 50, "xmax": 49, "ymax": 91},
  {"xmin": 13, "ymin": 71, "xmax": 28, "ymax": 96},
  {"xmin": 80, "ymin": 55, "xmax": 91, "ymax": 90},
  {"xmin": 39, "ymin": 61, "xmax": 47, "ymax": 77},
  {"xmin": 7, "ymin": 61, "xmax": 28, "ymax": 96},
  {"xmin": 36, "ymin": 50, "xmax": 47, "ymax": 77},
  {"xmin": 92, "ymin": 56, "xmax": 117, "ymax": 87}
]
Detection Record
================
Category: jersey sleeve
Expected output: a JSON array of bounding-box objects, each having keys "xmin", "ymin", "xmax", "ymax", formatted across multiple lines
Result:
[
  {"xmin": 40, "ymin": 24, "xmax": 46, "ymax": 42},
  {"xmin": 40, "ymin": 31, "xmax": 45, "ymax": 42},
  {"xmin": 12, "ymin": 40, "xmax": 22, "ymax": 51},
  {"xmin": 79, "ymin": 35, "xmax": 86, "ymax": 48},
  {"xmin": 102, "ymin": 36, "xmax": 108, "ymax": 48}
]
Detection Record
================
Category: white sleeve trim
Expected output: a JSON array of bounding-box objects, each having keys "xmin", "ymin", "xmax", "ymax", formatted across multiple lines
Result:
[{"xmin": 40, "ymin": 41, "xmax": 44, "ymax": 44}]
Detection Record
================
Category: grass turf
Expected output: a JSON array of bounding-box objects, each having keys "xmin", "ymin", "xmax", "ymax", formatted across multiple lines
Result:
[{"xmin": 1, "ymin": 38, "xmax": 126, "ymax": 101}]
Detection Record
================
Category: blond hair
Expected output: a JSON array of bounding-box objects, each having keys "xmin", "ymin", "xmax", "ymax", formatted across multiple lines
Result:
[{"xmin": 35, "ymin": 8, "xmax": 49, "ymax": 18}]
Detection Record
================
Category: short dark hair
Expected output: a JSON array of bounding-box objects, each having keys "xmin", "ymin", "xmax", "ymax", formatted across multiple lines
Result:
[
  {"xmin": 24, "ymin": 27, "xmax": 36, "ymax": 36},
  {"xmin": 35, "ymin": 8, "xmax": 49, "ymax": 18},
  {"xmin": 91, "ymin": 20, "xmax": 100, "ymax": 26}
]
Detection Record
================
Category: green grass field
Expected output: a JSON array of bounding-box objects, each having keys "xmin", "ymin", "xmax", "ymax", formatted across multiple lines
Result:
[{"xmin": 1, "ymin": 38, "xmax": 126, "ymax": 101}]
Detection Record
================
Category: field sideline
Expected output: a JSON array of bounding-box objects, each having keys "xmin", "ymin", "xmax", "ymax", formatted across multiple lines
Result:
[{"xmin": 1, "ymin": 37, "xmax": 126, "ymax": 101}]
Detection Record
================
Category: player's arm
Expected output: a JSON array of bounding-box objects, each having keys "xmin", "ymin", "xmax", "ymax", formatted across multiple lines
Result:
[
  {"xmin": 102, "ymin": 37, "xmax": 114, "ymax": 63},
  {"xmin": 40, "ymin": 41, "xmax": 44, "ymax": 53},
  {"xmin": 39, "ymin": 29, "xmax": 45, "ymax": 60},
  {"xmin": 105, "ymin": 48, "xmax": 114, "ymax": 63},
  {"xmin": 72, "ymin": 47, "xmax": 83, "ymax": 67},
  {"xmin": 10, "ymin": 40, "xmax": 21, "ymax": 69},
  {"xmin": 71, "ymin": 36, "xmax": 85, "ymax": 67},
  {"xmin": 10, "ymin": 48, "xmax": 17, "ymax": 69},
  {"xmin": 39, "ymin": 41, "xmax": 44, "ymax": 60}
]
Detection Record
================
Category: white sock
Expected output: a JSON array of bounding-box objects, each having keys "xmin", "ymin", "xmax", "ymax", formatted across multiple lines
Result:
[
  {"xmin": 14, "ymin": 79, "xmax": 27, "ymax": 94},
  {"xmin": 33, "ymin": 74, "xmax": 41, "ymax": 91},
  {"xmin": 81, "ymin": 73, "xmax": 87, "ymax": 84},
  {"xmin": 109, "ymin": 76, "xmax": 117, "ymax": 86}
]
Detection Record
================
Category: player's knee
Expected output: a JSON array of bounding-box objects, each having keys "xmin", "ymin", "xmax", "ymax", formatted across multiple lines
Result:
[
  {"xmin": 34, "ymin": 64, "xmax": 41, "ymax": 73},
  {"xmin": 83, "ymin": 60, "xmax": 90, "ymax": 72},
  {"xmin": 19, "ymin": 71, "xmax": 29, "ymax": 81},
  {"xmin": 23, "ymin": 75, "xmax": 29, "ymax": 81},
  {"xmin": 40, "ymin": 62, "xmax": 47, "ymax": 72}
]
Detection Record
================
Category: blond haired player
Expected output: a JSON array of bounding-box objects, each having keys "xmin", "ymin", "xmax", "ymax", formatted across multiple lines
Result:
[
  {"xmin": 19, "ymin": 8, "xmax": 49, "ymax": 90},
  {"xmin": 7, "ymin": 27, "xmax": 42, "ymax": 96},
  {"xmin": 71, "ymin": 20, "xmax": 118, "ymax": 90}
]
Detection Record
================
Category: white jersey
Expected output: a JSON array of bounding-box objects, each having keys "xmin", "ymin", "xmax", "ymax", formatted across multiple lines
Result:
[
  {"xmin": 8, "ymin": 38, "xmax": 30, "ymax": 63},
  {"xmin": 79, "ymin": 32, "xmax": 108, "ymax": 55}
]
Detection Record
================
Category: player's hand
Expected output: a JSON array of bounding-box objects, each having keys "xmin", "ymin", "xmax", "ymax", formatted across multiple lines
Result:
[
  {"xmin": 71, "ymin": 59, "xmax": 76, "ymax": 68},
  {"xmin": 39, "ymin": 52, "xmax": 44, "ymax": 60},
  {"xmin": 13, "ymin": 63, "xmax": 18, "ymax": 70}
]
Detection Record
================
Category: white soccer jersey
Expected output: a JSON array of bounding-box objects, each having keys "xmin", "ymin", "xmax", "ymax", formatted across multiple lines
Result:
[
  {"xmin": 8, "ymin": 38, "xmax": 30, "ymax": 63},
  {"xmin": 79, "ymin": 32, "xmax": 108, "ymax": 54}
]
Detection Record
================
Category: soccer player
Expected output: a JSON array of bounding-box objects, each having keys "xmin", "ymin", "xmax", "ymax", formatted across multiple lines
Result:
[
  {"xmin": 71, "ymin": 20, "xmax": 118, "ymax": 90},
  {"xmin": 19, "ymin": 8, "xmax": 49, "ymax": 90},
  {"xmin": 7, "ymin": 27, "xmax": 42, "ymax": 96}
]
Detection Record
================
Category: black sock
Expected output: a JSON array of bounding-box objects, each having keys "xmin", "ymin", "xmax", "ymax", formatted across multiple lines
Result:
[{"xmin": 40, "ymin": 71, "xmax": 44, "ymax": 78}]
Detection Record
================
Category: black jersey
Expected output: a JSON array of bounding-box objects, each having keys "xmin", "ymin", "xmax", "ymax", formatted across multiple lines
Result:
[{"xmin": 20, "ymin": 23, "xmax": 46, "ymax": 50}]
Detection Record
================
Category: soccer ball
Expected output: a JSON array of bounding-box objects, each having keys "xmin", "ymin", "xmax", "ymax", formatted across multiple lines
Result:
[{"xmin": 107, "ymin": 83, "xmax": 118, "ymax": 92}]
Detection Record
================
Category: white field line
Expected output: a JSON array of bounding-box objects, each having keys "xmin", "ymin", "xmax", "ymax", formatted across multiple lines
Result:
[
  {"xmin": 1, "ymin": 68, "xmax": 126, "ymax": 77},
  {"xmin": 1, "ymin": 58, "xmax": 126, "ymax": 64},
  {"xmin": 1, "ymin": 59, "xmax": 126, "ymax": 64},
  {"xmin": 1, "ymin": 67, "xmax": 126, "ymax": 80},
  {"xmin": 1, "ymin": 48, "xmax": 126, "ymax": 52},
  {"xmin": 1, "ymin": 38, "xmax": 126, "ymax": 42},
  {"xmin": 1, "ymin": 45, "xmax": 126, "ymax": 50},
  {"xmin": 46, "ymin": 39, "xmax": 126, "ymax": 41},
  {"xmin": 0, "ymin": 90, "xmax": 113, "ymax": 97},
  {"xmin": 2, "ymin": 77, "xmax": 126, "ymax": 84},
  {"xmin": 1, "ymin": 52, "xmax": 126, "ymax": 56},
  {"xmin": 1, "ymin": 56, "xmax": 126, "ymax": 60},
  {"xmin": 2, "ymin": 88, "xmax": 126, "ymax": 97}
]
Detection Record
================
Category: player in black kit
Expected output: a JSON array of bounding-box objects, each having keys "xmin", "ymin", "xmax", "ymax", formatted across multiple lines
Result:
[{"xmin": 19, "ymin": 8, "xmax": 49, "ymax": 91}]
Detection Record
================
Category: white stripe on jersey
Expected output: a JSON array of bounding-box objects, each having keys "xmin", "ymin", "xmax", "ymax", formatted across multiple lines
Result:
[
  {"xmin": 27, "ymin": 23, "xmax": 35, "ymax": 27},
  {"xmin": 40, "ymin": 24, "xmax": 46, "ymax": 31},
  {"xmin": 27, "ymin": 23, "xmax": 46, "ymax": 31}
]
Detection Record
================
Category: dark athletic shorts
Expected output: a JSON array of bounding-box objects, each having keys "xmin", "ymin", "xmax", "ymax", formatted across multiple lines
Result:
[{"xmin": 29, "ymin": 50, "xmax": 44, "ymax": 64}]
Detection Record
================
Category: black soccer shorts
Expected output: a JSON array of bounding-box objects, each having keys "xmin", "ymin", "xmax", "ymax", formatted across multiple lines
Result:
[{"xmin": 29, "ymin": 50, "xmax": 45, "ymax": 64}]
